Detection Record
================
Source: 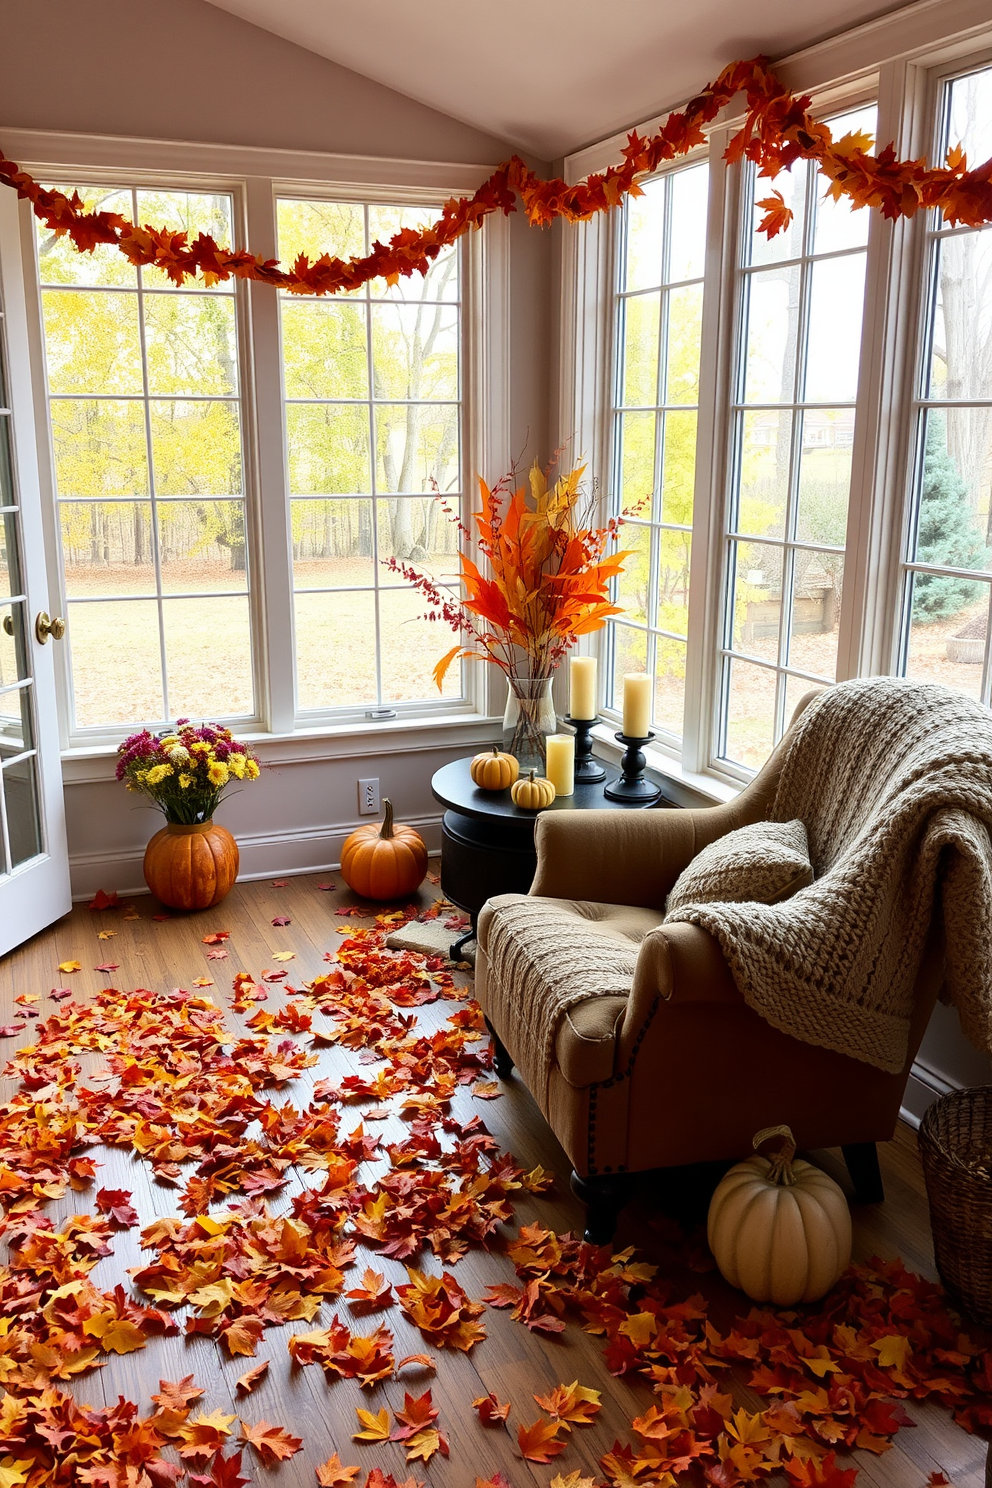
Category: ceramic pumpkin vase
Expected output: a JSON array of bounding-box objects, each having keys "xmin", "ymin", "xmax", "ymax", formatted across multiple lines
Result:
[{"xmin": 143, "ymin": 820, "xmax": 240, "ymax": 911}]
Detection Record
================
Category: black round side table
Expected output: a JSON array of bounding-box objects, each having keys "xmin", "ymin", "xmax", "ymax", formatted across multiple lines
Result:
[{"xmin": 430, "ymin": 756, "xmax": 670, "ymax": 957}]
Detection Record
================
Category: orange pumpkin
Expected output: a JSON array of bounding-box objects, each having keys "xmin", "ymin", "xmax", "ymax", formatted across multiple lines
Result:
[
  {"xmin": 143, "ymin": 821, "xmax": 239, "ymax": 911},
  {"xmin": 340, "ymin": 799, "xmax": 428, "ymax": 900}
]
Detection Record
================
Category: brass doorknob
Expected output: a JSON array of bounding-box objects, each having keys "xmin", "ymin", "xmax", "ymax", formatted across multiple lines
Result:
[
  {"xmin": 35, "ymin": 611, "xmax": 66, "ymax": 644},
  {"xmin": 2, "ymin": 614, "xmax": 12, "ymax": 637}
]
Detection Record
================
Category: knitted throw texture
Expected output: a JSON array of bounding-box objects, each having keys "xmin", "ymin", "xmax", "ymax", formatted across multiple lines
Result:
[{"xmin": 666, "ymin": 677, "xmax": 992, "ymax": 1072}]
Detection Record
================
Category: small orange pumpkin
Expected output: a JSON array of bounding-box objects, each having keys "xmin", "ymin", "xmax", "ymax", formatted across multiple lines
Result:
[
  {"xmin": 143, "ymin": 821, "xmax": 239, "ymax": 911},
  {"xmin": 470, "ymin": 744, "xmax": 519, "ymax": 791},
  {"xmin": 510, "ymin": 769, "xmax": 556, "ymax": 810},
  {"xmin": 340, "ymin": 799, "xmax": 428, "ymax": 900}
]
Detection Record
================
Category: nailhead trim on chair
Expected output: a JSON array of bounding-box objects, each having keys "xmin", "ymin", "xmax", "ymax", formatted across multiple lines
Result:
[{"xmin": 585, "ymin": 996, "xmax": 661, "ymax": 1174}]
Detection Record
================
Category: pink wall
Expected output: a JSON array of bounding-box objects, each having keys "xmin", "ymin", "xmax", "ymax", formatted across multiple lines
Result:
[{"xmin": 0, "ymin": 0, "xmax": 514, "ymax": 164}]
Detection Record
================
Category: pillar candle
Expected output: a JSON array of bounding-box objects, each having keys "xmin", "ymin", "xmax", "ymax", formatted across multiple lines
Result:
[
  {"xmin": 545, "ymin": 733, "xmax": 575, "ymax": 797},
  {"xmin": 569, "ymin": 655, "xmax": 597, "ymax": 720},
  {"xmin": 622, "ymin": 673, "xmax": 652, "ymax": 737}
]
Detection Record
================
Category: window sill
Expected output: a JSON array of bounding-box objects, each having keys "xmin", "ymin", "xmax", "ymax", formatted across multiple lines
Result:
[
  {"xmin": 61, "ymin": 711, "xmax": 502, "ymax": 785},
  {"xmin": 589, "ymin": 722, "xmax": 744, "ymax": 807}
]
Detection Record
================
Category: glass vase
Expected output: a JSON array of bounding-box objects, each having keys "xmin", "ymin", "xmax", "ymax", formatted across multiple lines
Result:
[{"xmin": 502, "ymin": 675, "xmax": 556, "ymax": 772}]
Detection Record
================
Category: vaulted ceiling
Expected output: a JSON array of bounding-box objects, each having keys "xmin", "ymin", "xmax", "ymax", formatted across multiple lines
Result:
[{"xmin": 204, "ymin": 0, "xmax": 905, "ymax": 160}]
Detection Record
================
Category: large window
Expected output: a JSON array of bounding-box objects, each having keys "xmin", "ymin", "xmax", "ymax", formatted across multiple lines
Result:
[
  {"xmin": 277, "ymin": 200, "xmax": 463, "ymax": 716},
  {"xmin": 608, "ymin": 161, "xmax": 708, "ymax": 742},
  {"xmin": 898, "ymin": 64, "xmax": 992, "ymax": 702},
  {"xmin": 36, "ymin": 187, "xmax": 253, "ymax": 730},
  {"xmin": 717, "ymin": 105, "xmax": 876, "ymax": 769}
]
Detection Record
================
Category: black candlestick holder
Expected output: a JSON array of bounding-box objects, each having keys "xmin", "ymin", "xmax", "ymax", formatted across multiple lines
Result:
[
  {"xmin": 604, "ymin": 731, "xmax": 663, "ymax": 804},
  {"xmin": 563, "ymin": 715, "xmax": 607, "ymax": 782}
]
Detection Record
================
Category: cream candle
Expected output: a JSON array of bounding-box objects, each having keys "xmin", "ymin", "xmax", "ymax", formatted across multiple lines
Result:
[
  {"xmin": 545, "ymin": 733, "xmax": 575, "ymax": 797},
  {"xmin": 622, "ymin": 673, "xmax": 652, "ymax": 737},
  {"xmin": 569, "ymin": 655, "xmax": 597, "ymax": 720}
]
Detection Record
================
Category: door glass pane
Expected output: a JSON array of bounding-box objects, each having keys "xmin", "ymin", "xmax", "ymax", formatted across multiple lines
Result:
[
  {"xmin": 666, "ymin": 285, "xmax": 702, "ymax": 403},
  {"xmin": 660, "ymin": 410, "xmax": 697, "ymax": 526},
  {"xmin": 377, "ymin": 498, "xmax": 457, "ymax": 581},
  {"xmin": 2, "ymin": 753, "xmax": 43, "ymax": 869},
  {"xmin": 0, "ymin": 685, "xmax": 32, "ymax": 758},
  {"xmin": 615, "ymin": 524, "xmax": 651, "ymax": 625},
  {"xmin": 0, "ymin": 415, "xmax": 14, "ymax": 504},
  {"xmin": 150, "ymin": 402, "xmax": 243, "ymax": 496},
  {"xmin": 1, "ymin": 507, "xmax": 20, "ymax": 599},
  {"xmin": 144, "ymin": 294, "xmax": 239, "ymax": 396},
  {"xmin": 669, "ymin": 165, "xmax": 708, "ymax": 280},
  {"xmin": 911, "ymin": 410, "xmax": 991, "ymax": 572},
  {"xmin": 929, "ymin": 230, "xmax": 992, "ymax": 402},
  {"xmin": 0, "ymin": 600, "xmax": 29, "ymax": 684},
  {"xmin": 734, "ymin": 410, "xmax": 792, "ymax": 540},
  {"xmin": 371, "ymin": 303, "xmax": 459, "ymax": 401},
  {"xmin": 624, "ymin": 177, "xmax": 666, "ymax": 292},
  {"xmin": 36, "ymin": 186, "xmax": 136, "ymax": 288},
  {"xmin": 617, "ymin": 410, "xmax": 656, "ymax": 511},
  {"xmin": 282, "ymin": 302, "xmax": 369, "ymax": 400},
  {"xmin": 657, "ymin": 531, "xmax": 690, "ymax": 636},
  {"xmin": 621, "ymin": 293, "xmax": 660, "ymax": 406},
  {"xmin": 286, "ymin": 404, "xmax": 371, "ymax": 495},
  {"xmin": 41, "ymin": 290, "xmax": 143, "ymax": 395},
  {"xmin": 748, "ymin": 168, "xmax": 806, "ymax": 268},
  {"xmin": 374, "ymin": 404, "xmax": 459, "ymax": 494}
]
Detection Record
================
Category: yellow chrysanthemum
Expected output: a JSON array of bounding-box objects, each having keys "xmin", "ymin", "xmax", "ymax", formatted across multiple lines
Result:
[
  {"xmin": 159, "ymin": 735, "xmax": 179, "ymax": 748},
  {"xmin": 179, "ymin": 773, "xmax": 193, "ymax": 789},
  {"xmin": 228, "ymin": 754, "xmax": 246, "ymax": 779},
  {"xmin": 246, "ymin": 759, "xmax": 260, "ymax": 780},
  {"xmin": 145, "ymin": 763, "xmax": 173, "ymax": 785},
  {"xmin": 208, "ymin": 761, "xmax": 229, "ymax": 787},
  {"xmin": 191, "ymin": 741, "xmax": 211, "ymax": 755}
]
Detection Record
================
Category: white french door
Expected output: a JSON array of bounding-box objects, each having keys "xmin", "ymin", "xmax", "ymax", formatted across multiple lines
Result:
[{"xmin": 0, "ymin": 192, "xmax": 70, "ymax": 954}]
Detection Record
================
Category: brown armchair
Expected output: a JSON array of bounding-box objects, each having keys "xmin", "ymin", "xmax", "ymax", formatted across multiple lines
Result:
[{"xmin": 475, "ymin": 689, "xmax": 950, "ymax": 1241}]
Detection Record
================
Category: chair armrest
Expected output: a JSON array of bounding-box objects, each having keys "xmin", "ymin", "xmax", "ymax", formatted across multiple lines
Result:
[
  {"xmin": 619, "ymin": 920, "xmax": 741, "ymax": 1058},
  {"xmin": 529, "ymin": 808, "xmax": 697, "ymax": 911}
]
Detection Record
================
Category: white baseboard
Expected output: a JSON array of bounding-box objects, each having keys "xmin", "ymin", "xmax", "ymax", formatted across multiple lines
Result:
[
  {"xmin": 900, "ymin": 1057, "xmax": 961, "ymax": 1130},
  {"xmin": 69, "ymin": 813, "xmax": 444, "ymax": 900}
]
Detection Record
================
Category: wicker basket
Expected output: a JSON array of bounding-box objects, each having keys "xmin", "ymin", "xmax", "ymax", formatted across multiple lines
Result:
[{"xmin": 919, "ymin": 1086, "xmax": 992, "ymax": 1326}]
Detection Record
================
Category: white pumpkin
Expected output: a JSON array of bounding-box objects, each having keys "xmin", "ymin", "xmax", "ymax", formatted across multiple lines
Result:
[{"xmin": 707, "ymin": 1124, "xmax": 852, "ymax": 1306}]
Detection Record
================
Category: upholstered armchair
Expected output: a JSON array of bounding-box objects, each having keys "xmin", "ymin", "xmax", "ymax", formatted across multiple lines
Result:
[{"xmin": 474, "ymin": 679, "xmax": 991, "ymax": 1241}]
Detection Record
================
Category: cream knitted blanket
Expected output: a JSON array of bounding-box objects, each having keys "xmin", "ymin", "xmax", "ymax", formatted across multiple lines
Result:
[{"xmin": 666, "ymin": 678, "xmax": 992, "ymax": 1073}]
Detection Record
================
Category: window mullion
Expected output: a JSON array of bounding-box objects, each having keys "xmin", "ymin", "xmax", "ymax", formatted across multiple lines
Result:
[{"xmin": 244, "ymin": 177, "xmax": 296, "ymax": 734}]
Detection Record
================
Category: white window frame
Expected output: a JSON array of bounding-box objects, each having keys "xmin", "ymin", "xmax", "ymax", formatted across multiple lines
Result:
[
  {"xmin": 561, "ymin": 1, "xmax": 992, "ymax": 801},
  {"xmin": 5, "ymin": 129, "xmax": 510, "ymax": 773}
]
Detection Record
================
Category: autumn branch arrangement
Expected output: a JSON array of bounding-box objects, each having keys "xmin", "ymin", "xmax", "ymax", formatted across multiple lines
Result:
[{"xmin": 2, "ymin": 57, "xmax": 991, "ymax": 298}]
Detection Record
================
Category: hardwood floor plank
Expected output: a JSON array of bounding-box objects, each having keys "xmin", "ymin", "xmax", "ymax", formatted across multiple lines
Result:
[{"xmin": 0, "ymin": 871, "xmax": 987, "ymax": 1487}]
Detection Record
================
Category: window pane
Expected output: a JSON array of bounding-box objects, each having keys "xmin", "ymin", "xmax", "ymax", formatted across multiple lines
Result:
[
  {"xmin": 379, "ymin": 590, "xmax": 459, "ymax": 701},
  {"xmin": 278, "ymin": 200, "xmax": 365, "ymax": 269},
  {"xmin": 723, "ymin": 658, "xmax": 777, "ymax": 768},
  {"xmin": 660, "ymin": 410, "xmax": 696, "ymax": 525},
  {"xmin": 137, "ymin": 190, "xmax": 235, "ymax": 293},
  {"xmin": 621, "ymin": 293, "xmax": 660, "ymax": 406},
  {"xmin": 42, "ymin": 290, "xmax": 142, "ymax": 395},
  {"xmin": 624, "ymin": 177, "xmax": 665, "ymax": 292},
  {"xmin": 804, "ymin": 255, "xmax": 866, "ymax": 402},
  {"xmin": 282, "ymin": 302, "xmax": 369, "ymax": 400},
  {"xmin": 658, "ymin": 532, "xmax": 691, "ymax": 636},
  {"xmin": 376, "ymin": 498, "xmax": 458, "ymax": 581},
  {"xmin": 0, "ymin": 417, "xmax": 13, "ymax": 504},
  {"xmin": 36, "ymin": 186, "xmax": 136, "ymax": 288},
  {"xmin": 371, "ymin": 303, "xmax": 458, "ymax": 400},
  {"xmin": 747, "ymin": 169, "xmax": 806, "ymax": 268},
  {"xmin": 50, "ymin": 400, "xmax": 148, "ymax": 498},
  {"xmin": 291, "ymin": 498, "xmax": 374, "ymax": 588},
  {"xmin": 784, "ymin": 671, "xmax": 821, "ymax": 733},
  {"xmin": 946, "ymin": 67, "xmax": 992, "ymax": 166},
  {"xmin": 742, "ymin": 265, "xmax": 801, "ymax": 403},
  {"xmin": 159, "ymin": 501, "xmax": 248, "ymax": 594},
  {"xmin": 67, "ymin": 599, "xmax": 164, "ymax": 726},
  {"xmin": 666, "ymin": 285, "xmax": 702, "ymax": 403},
  {"xmin": 368, "ymin": 206, "xmax": 457, "ymax": 302},
  {"xmin": 654, "ymin": 639, "xmax": 687, "ymax": 737},
  {"xmin": 60, "ymin": 502, "xmax": 156, "ymax": 596},
  {"xmin": 795, "ymin": 411, "xmax": 855, "ymax": 544},
  {"xmin": 669, "ymin": 165, "xmax": 708, "ymax": 280},
  {"xmin": 905, "ymin": 574, "xmax": 989, "ymax": 701},
  {"xmin": 812, "ymin": 106, "xmax": 876, "ymax": 256},
  {"xmin": 929, "ymin": 230, "xmax": 992, "ymax": 402},
  {"xmin": 608, "ymin": 625, "xmax": 648, "ymax": 713},
  {"xmin": 374, "ymin": 404, "xmax": 459, "ymax": 494},
  {"xmin": 787, "ymin": 551, "xmax": 843, "ymax": 678},
  {"xmin": 911, "ymin": 411, "xmax": 991, "ymax": 573},
  {"xmin": 150, "ymin": 401, "xmax": 243, "ymax": 496},
  {"xmin": 617, "ymin": 411, "xmax": 656, "ymax": 511},
  {"xmin": 164, "ymin": 596, "xmax": 254, "ymax": 718},
  {"xmin": 295, "ymin": 590, "xmax": 377, "ymax": 710},
  {"xmin": 287, "ymin": 403, "xmax": 371, "ymax": 495},
  {"xmin": 3, "ymin": 754, "xmax": 43, "ymax": 869},
  {"xmin": 730, "ymin": 542, "xmax": 784, "ymax": 659},
  {"xmin": 615, "ymin": 524, "xmax": 651, "ymax": 623},
  {"xmin": 734, "ymin": 409, "xmax": 791, "ymax": 539},
  {"xmin": 144, "ymin": 294, "xmax": 239, "ymax": 396}
]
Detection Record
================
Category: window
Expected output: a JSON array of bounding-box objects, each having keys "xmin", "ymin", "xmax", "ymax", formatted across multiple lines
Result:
[
  {"xmin": 36, "ymin": 187, "xmax": 254, "ymax": 730},
  {"xmin": 608, "ymin": 161, "xmax": 708, "ymax": 742},
  {"xmin": 277, "ymin": 199, "xmax": 463, "ymax": 717},
  {"xmin": 717, "ymin": 105, "xmax": 876, "ymax": 769},
  {"xmin": 898, "ymin": 63, "xmax": 992, "ymax": 703}
]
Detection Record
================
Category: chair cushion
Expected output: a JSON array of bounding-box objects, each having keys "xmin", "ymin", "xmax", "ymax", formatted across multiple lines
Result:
[
  {"xmin": 477, "ymin": 894, "xmax": 666, "ymax": 1090},
  {"xmin": 665, "ymin": 819, "xmax": 812, "ymax": 917}
]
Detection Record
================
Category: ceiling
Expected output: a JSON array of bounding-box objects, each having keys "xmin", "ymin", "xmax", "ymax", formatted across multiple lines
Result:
[{"xmin": 204, "ymin": 0, "xmax": 904, "ymax": 160}]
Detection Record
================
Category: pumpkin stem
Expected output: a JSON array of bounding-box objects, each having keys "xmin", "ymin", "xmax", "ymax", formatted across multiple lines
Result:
[
  {"xmin": 527, "ymin": 768, "xmax": 535, "ymax": 781},
  {"xmin": 379, "ymin": 799, "xmax": 395, "ymax": 840},
  {"xmin": 753, "ymin": 1123, "xmax": 797, "ymax": 1186},
  {"xmin": 492, "ymin": 744, "xmax": 501, "ymax": 756}
]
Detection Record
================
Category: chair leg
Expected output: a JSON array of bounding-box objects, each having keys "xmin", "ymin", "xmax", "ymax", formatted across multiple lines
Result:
[
  {"xmin": 484, "ymin": 1018, "xmax": 514, "ymax": 1079},
  {"xmin": 570, "ymin": 1171, "xmax": 632, "ymax": 1246},
  {"xmin": 842, "ymin": 1142, "xmax": 885, "ymax": 1204}
]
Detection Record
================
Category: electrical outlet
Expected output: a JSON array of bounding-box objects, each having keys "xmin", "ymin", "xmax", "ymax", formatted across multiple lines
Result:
[{"xmin": 358, "ymin": 777, "xmax": 380, "ymax": 815}]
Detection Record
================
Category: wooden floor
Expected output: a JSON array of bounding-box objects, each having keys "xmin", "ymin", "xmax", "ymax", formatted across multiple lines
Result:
[{"xmin": 1, "ymin": 870, "xmax": 988, "ymax": 1488}]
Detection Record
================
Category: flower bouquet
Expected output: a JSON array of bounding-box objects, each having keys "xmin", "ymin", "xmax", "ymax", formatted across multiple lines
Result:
[
  {"xmin": 116, "ymin": 720, "xmax": 260, "ymax": 823},
  {"xmin": 391, "ymin": 459, "xmax": 630, "ymax": 765}
]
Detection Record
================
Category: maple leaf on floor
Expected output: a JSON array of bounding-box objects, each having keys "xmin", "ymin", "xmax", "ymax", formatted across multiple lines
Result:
[
  {"xmin": 98, "ymin": 929, "xmax": 117, "ymax": 940},
  {"xmin": 152, "ymin": 1376, "xmax": 205, "ymax": 1411},
  {"xmin": 238, "ymin": 1419, "xmax": 303, "ymax": 1464},
  {"xmin": 207, "ymin": 948, "xmax": 229, "ymax": 960},
  {"xmin": 49, "ymin": 987, "xmax": 73, "ymax": 1000},
  {"xmin": 177, "ymin": 1410, "xmax": 237, "ymax": 1461},
  {"xmin": 353, "ymin": 1407, "xmax": 391, "ymax": 1442},
  {"xmin": 95, "ymin": 1187, "xmax": 139, "ymax": 1227},
  {"xmin": 926, "ymin": 1475, "xmax": 951, "ymax": 1487},
  {"xmin": 94, "ymin": 962, "xmax": 120, "ymax": 973},
  {"xmin": 272, "ymin": 950, "xmax": 295, "ymax": 961},
  {"xmin": 403, "ymin": 1427, "xmax": 448, "ymax": 1464},
  {"xmin": 272, "ymin": 880, "xmax": 288, "ymax": 887},
  {"xmin": 473, "ymin": 1392, "xmax": 510, "ymax": 1425},
  {"xmin": 271, "ymin": 916, "xmax": 291, "ymax": 926},
  {"xmin": 58, "ymin": 960, "xmax": 81, "ymax": 973},
  {"xmin": 188, "ymin": 1451, "xmax": 250, "ymax": 1488},
  {"xmin": 202, "ymin": 931, "xmax": 230, "ymax": 943},
  {"xmin": 535, "ymin": 1381, "xmax": 601, "ymax": 1428},
  {"xmin": 235, "ymin": 1360, "xmax": 269, "ymax": 1395},
  {"xmin": 315, "ymin": 1455, "xmax": 361, "ymax": 1486},
  {"xmin": 784, "ymin": 1454, "xmax": 859, "ymax": 1487},
  {"xmin": 473, "ymin": 1081, "xmax": 502, "ymax": 1099},
  {"xmin": 396, "ymin": 1266, "xmax": 487, "ymax": 1351},
  {"xmin": 317, "ymin": 882, "xmax": 336, "ymax": 891},
  {"xmin": 518, "ymin": 1417, "xmax": 567, "ymax": 1463},
  {"xmin": 551, "ymin": 1474, "xmax": 598, "ymax": 1488},
  {"xmin": 0, "ymin": 1024, "xmax": 26, "ymax": 1037},
  {"xmin": 88, "ymin": 889, "xmax": 121, "ymax": 910},
  {"xmin": 391, "ymin": 1390, "xmax": 438, "ymax": 1440},
  {"xmin": 346, "ymin": 1268, "xmax": 394, "ymax": 1309}
]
